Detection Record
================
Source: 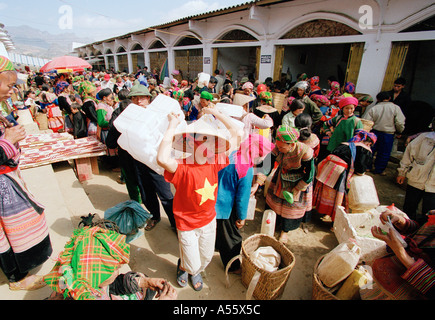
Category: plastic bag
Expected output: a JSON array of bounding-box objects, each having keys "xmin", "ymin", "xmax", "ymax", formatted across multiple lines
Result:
[
  {"xmin": 104, "ymin": 200, "xmax": 152, "ymax": 243},
  {"xmin": 250, "ymin": 246, "xmax": 281, "ymax": 272}
]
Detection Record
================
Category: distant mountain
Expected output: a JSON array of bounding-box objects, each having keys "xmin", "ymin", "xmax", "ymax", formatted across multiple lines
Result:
[{"xmin": 6, "ymin": 25, "xmax": 94, "ymax": 59}]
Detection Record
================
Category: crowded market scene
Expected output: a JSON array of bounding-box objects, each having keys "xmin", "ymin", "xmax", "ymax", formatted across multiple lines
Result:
[{"xmin": 0, "ymin": 0, "xmax": 434, "ymax": 305}]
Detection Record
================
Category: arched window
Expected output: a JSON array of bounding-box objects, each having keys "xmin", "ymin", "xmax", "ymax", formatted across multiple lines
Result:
[
  {"xmin": 400, "ymin": 14, "xmax": 435, "ymax": 32},
  {"xmin": 149, "ymin": 40, "xmax": 166, "ymax": 49},
  {"xmin": 117, "ymin": 46, "xmax": 126, "ymax": 53},
  {"xmin": 175, "ymin": 36, "xmax": 202, "ymax": 47},
  {"xmin": 280, "ymin": 19, "xmax": 361, "ymax": 39},
  {"xmin": 131, "ymin": 43, "xmax": 143, "ymax": 51},
  {"xmin": 214, "ymin": 29, "xmax": 258, "ymax": 44}
]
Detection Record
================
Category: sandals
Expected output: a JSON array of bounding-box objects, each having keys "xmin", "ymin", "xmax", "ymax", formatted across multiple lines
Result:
[
  {"xmin": 145, "ymin": 219, "xmax": 160, "ymax": 231},
  {"xmin": 9, "ymin": 275, "xmax": 46, "ymax": 291},
  {"xmin": 176, "ymin": 259, "xmax": 188, "ymax": 288},
  {"xmin": 176, "ymin": 260, "xmax": 203, "ymax": 291},
  {"xmin": 190, "ymin": 273, "xmax": 203, "ymax": 291}
]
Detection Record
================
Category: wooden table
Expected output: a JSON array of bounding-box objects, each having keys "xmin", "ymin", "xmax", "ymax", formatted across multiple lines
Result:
[{"xmin": 19, "ymin": 133, "xmax": 107, "ymax": 182}]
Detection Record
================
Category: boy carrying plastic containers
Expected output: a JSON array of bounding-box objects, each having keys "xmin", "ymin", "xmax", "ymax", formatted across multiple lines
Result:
[{"xmin": 157, "ymin": 107, "xmax": 243, "ymax": 291}]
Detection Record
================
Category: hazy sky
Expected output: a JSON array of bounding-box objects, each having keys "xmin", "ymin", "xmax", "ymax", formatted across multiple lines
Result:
[{"xmin": 0, "ymin": 0, "xmax": 249, "ymax": 41}]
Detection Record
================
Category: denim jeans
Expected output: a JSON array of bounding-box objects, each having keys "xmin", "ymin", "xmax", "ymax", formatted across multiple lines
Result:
[{"xmin": 371, "ymin": 129, "xmax": 394, "ymax": 174}]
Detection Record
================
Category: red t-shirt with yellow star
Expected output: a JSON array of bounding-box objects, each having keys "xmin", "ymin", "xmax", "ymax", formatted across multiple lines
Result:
[{"xmin": 164, "ymin": 154, "xmax": 229, "ymax": 231}]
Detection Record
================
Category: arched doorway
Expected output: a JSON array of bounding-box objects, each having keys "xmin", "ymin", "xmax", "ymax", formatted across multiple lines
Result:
[
  {"xmin": 105, "ymin": 49, "xmax": 115, "ymax": 71},
  {"xmin": 148, "ymin": 40, "xmax": 168, "ymax": 83},
  {"xmin": 174, "ymin": 35, "xmax": 203, "ymax": 81},
  {"xmin": 212, "ymin": 29, "xmax": 260, "ymax": 86},
  {"xmin": 275, "ymin": 19, "xmax": 363, "ymax": 91},
  {"xmin": 92, "ymin": 51, "xmax": 105, "ymax": 71},
  {"xmin": 382, "ymin": 15, "xmax": 435, "ymax": 136},
  {"xmin": 131, "ymin": 43, "xmax": 145, "ymax": 71},
  {"xmin": 116, "ymin": 46, "xmax": 128, "ymax": 73}
]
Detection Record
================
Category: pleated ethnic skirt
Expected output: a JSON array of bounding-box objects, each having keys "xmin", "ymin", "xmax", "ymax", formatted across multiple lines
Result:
[{"xmin": 0, "ymin": 171, "xmax": 52, "ymax": 281}]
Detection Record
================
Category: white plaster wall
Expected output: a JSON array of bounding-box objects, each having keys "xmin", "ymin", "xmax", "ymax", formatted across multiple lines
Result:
[
  {"xmin": 85, "ymin": 0, "xmax": 434, "ymax": 101},
  {"xmin": 355, "ymin": 34, "xmax": 392, "ymax": 97},
  {"xmin": 0, "ymin": 43, "xmax": 9, "ymax": 58}
]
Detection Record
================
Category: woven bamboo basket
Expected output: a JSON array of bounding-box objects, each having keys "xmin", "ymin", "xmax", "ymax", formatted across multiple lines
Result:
[
  {"xmin": 312, "ymin": 255, "xmax": 340, "ymax": 300},
  {"xmin": 241, "ymin": 234, "xmax": 296, "ymax": 300},
  {"xmin": 271, "ymin": 92, "xmax": 286, "ymax": 114},
  {"xmin": 360, "ymin": 118, "xmax": 374, "ymax": 132},
  {"xmin": 212, "ymin": 93, "xmax": 221, "ymax": 103}
]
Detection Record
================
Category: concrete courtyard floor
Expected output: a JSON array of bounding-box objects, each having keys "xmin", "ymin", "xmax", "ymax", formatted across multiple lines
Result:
[{"xmin": 0, "ymin": 154, "xmax": 407, "ymax": 301}]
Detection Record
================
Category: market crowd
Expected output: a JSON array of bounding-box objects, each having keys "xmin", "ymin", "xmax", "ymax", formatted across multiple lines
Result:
[{"xmin": 1, "ymin": 56, "xmax": 434, "ymax": 300}]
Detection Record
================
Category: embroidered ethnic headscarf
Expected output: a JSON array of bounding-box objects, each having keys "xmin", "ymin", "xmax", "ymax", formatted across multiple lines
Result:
[
  {"xmin": 0, "ymin": 56, "xmax": 15, "ymax": 73},
  {"xmin": 328, "ymin": 81, "xmax": 341, "ymax": 101},
  {"xmin": 344, "ymin": 82, "xmax": 355, "ymax": 94},
  {"xmin": 78, "ymin": 81, "xmax": 98, "ymax": 103},
  {"xmin": 259, "ymin": 91, "xmax": 272, "ymax": 105},
  {"xmin": 55, "ymin": 81, "xmax": 70, "ymax": 95},
  {"xmin": 173, "ymin": 89, "xmax": 184, "ymax": 101},
  {"xmin": 276, "ymin": 125, "xmax": 300, "ymax": 144},
  {"xmin": 312, "ymin": 94, "xmax": 330, "ymax": 107},
  {"xmin": 358, "ymin": 95, "xmax": 374, "ymax": 104},
  {"xmin": 349, "ymin": 129, "xmax": 377, "ymax": 145}
]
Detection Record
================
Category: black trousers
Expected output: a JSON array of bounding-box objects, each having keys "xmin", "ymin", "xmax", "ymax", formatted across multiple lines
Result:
[
  {"xmin": 216, "ymin": 209, "xmax": 242, "ymax": 272},
  {"xmin": 403, "ymin": 184, "xmax": 435, "ymax": 225},
  {"xmin": 135, "ymin": 161, "xmax": 176, "ymax": 228}
]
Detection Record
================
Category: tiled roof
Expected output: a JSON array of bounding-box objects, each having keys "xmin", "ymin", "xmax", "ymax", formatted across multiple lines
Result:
[{"xmin": 78, "ymin": 0, "xmax": 288, "ymax": 48}]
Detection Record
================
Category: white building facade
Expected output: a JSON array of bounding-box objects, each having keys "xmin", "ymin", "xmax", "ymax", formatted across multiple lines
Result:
[
  {"xmin": 0, "ymin": 23, "xmax": 15, "ymax": 58},
  {"xmin": 75, "ymin": 0, "xmax": 435, "ymax": 107}
]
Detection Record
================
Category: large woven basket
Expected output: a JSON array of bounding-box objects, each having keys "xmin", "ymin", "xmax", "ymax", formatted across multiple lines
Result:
[
  {"xmin": 360, "ymin": 118, "xmax": 374, "ymax": 132},
  {"xmin": 271, "ymin": 92, "xmax": 286, "ymax": 114},
  {"xmin": 312, "ymin": 255, "xmax": 340, "ymax": 300},
  {"xmin": 241, "ymin": 234, "xmax": 295, "ymax": 300}
]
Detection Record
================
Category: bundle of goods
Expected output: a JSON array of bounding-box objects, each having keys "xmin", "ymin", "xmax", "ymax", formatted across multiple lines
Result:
[
  {"xmin": 333, "ymin": 205, "xmax": 408, "ymax": 263},
  {"xmin": 114, "ymin": 94, "xmax": 186, "ymax": 175},
  {"xmin": 312, "ymin": 240, "xmax": 373, "ymax": 300},
  {"xmin": 239, "ymin": 234, "xmax": 295, "ymax": 300}
]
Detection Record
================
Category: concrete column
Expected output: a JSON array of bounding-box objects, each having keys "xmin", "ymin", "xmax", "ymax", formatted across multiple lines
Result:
[
  {"xmin": 145, "ymin": 51, "xmax": 150, "ymax": 70},
  {"xmin": 258, "ymin": 40, "xmax": 274, "ymax": 83},
  {"xmin": 127, "ymin": 52, "xmax": 133, "ymax": 74},
  {"xmin": 202, "ymin": 42, "xmax": 212, "ymax": 75},
  {"xmin": 167, "ymin": 47, "xmax": 175, "ymax": 78},
  {"xmin": 114, "ymin": 55, "xmax": 119, "ymax": 72},
  {"xmin": 104, "ymin": 55, "xmax": 109, "ymax": 70},
  {"xmin": 356, "ymin": 35, "xmax": 392, "ymax": 98}
]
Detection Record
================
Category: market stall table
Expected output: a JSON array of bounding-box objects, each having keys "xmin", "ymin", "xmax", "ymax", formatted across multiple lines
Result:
[{"xmin": 19, "ymin": 133, "xmax": 107, "ymax": 182}]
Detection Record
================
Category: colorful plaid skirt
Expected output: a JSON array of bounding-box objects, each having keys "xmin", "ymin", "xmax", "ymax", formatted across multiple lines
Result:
[
  {"xmin": 266, "ymin": 174, "xmax": 313, "ymax": 220},
  {"xmin": 313, "ymin": 155, "xmax": 349, "ymax": 220},
  {"xmin": 312, "ymin": 180, "xmax": 347, "ymax": 221}
]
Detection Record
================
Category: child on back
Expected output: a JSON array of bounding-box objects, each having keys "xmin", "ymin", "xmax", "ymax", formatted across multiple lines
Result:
[{"xmin": 157, "ymin": 107, "xmax": 243, "ymax": 291}]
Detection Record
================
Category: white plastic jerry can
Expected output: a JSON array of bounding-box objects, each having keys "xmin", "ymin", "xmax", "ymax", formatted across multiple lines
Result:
[
  {"xmin": 261, "ymin": 210, "xmax": 276, "ymax": 237},
  {"xmin": 246, "ymin": 196, "xmax": 257, "ymax": 220}
]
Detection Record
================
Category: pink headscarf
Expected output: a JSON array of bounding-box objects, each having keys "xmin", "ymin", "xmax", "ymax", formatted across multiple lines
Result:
[
  {"xmin": 338, "ymin": 96, "xmax": 359, "ymax": 109},
  {"xmin": 171, "ymin": 79, "xmax": 178, "ymax": 87},
  {"xmin": 234, "ymin": 133, "xmax": 275, "ymax": 179}
]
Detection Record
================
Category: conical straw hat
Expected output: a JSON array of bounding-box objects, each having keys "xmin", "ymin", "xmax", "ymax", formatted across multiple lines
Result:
[
  {"xmin": 233, "ymin": 93, "xmax": 255, "ymax": 107},
  {"xmin": 172, "ymin": 117, "xmax": 231, "ymax": 154}
]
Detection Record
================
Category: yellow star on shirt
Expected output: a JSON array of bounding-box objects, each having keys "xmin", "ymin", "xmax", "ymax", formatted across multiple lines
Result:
[{"xmin": 195, "ymin": 178, "xmax": 218, "ymax": 206}]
